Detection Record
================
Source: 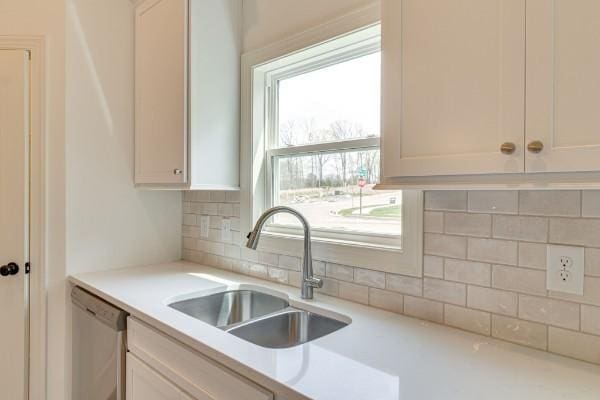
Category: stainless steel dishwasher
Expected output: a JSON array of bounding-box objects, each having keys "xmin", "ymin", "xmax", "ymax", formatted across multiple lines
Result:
[{"xmin": 71, "ymin": 286, "xmax": 128, "ymax": 400}]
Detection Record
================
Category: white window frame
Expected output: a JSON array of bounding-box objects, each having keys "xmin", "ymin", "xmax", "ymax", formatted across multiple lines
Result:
[
  {"xmin": 265, "ymin": 39, "xmax": 398, "ymax": 247},
  {"xmin": 240, "ymin": 3, "xmax": 423, "ymax": 276}
]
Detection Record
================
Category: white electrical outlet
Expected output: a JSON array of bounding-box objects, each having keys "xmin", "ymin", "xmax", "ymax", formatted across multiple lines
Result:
[
  {"xmin": 221, "ymin": 219, "xmax": 232, "ymax": 242},
  {"xmin": 199, "ymin": 216, "xmax": 210, "ymax": 238},
  {"xmin": 547, "ymin": 244, "xmax": 584, "ymax": 295}
]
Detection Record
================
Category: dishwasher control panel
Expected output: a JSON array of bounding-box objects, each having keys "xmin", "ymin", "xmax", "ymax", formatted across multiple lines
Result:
[{"xmin": 71, "ymin": 286, "xmax": 127, "ymax": 331}]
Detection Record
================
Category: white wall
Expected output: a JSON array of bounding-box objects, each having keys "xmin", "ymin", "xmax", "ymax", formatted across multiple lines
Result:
[
  {"xmin": 64, "ymin": 1, "xmax": 182, "ymax": 399},
  {"xmin": 65, "ymin": 0, "xmax": 181, "ymax": 275},
  {"xmin": 2, "ymin": 1, "xmax": 182, "ymax": 399},
  {"xmin": 242, "ymin": 0, "xmax": 378, "ymax": 52}
]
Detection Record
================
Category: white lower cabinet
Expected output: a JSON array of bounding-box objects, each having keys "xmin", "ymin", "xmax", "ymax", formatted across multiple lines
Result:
[
  {"xmin": 127, "ymin": 353, "xmax": 195, "ymax": 400},
  {"xmin": 126, "ymin": 317, "xmax": 273, "ymax": 400}
]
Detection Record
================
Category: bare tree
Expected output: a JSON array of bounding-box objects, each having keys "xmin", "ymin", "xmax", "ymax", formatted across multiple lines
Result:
[
  {"xmin": 279, "ymin": 121, "xmax": 298, "ymax": 191},
  {"xmin": 363, "ymin": 150, "xmax": 379, "ymax": 183},
  {"xmin": 330, "ymin": 120, "xmax": 365, "ymax": 141},
  {"xmin": 296, "ymin": 119, "xmax": 332, "ymax": 188},
  {"xmin": 330, "ymin": 121, "xmax": 368, "ymax": 186},
  {"xmin": 299, "ymin": 118, "xmax": 319, "ymax": 145},
  {"xmin": 279, "ymin": 120, "xmax": 297, "ymax": 147},
  {"xmin": 278, "ymin": 119, "xmax": 373, "ymax": 190},
  {"xmin": 316, "ymin": 153, "xmax": 330, "ymax": 187}
]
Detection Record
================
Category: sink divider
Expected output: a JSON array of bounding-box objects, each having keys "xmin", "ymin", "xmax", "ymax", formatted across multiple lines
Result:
[{"xmin": 219, "ymin": 306, "xmax": 299, "ymax": 332}]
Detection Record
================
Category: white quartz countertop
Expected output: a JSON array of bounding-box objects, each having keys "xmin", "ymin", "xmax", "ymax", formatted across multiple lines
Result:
[{"xmin": 70, "ymin": 261, "xmax": 600, "ymax": 400}]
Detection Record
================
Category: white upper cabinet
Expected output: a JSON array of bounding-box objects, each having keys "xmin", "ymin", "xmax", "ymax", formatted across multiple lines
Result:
[
  {"xmin": 382, "ymin": 0, "xmax": 525, "ymax": 178},
  {"xmin": 135, "ymin": 0, "xmax": 188, "ymax": 185},
  {"xmin": 526, "ymin": 0, "xmax": 600, "ymax": 173},
  {"xmin": 381, "ymin": 0, "xmax": 600, "ymax": 186},
  {"xmin": 135, "ymin": 0, "xmax": 241, "ymax": 189}
]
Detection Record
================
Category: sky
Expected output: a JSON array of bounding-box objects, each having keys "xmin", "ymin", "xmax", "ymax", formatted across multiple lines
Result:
[{"xmin": 278, "ymin": 51, "xmax": 381, "ymax": 144}]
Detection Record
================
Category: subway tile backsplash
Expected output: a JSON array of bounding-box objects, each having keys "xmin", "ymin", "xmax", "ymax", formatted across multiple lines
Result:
[{"xmin": 181, "ymin": 190, "xmax": 600, "ymax": 365}]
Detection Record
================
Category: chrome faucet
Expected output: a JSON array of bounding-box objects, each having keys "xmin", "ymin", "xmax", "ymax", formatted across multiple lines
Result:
[{"xmin": 246, "ymin": 206, "xmax": 323, "ymax": 299}]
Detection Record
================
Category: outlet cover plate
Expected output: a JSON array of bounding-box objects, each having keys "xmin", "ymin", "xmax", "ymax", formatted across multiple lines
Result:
[
  {"xmin": 547, "ymin": 244, "xmax": 584, "ymax": 295},
  {"xmin": 221, "ymin": 219, "xmax": 232, "ymax": 242},
  {"xmin": 200, "ymin": 216, "xmax": 210, "ymax": 238}
]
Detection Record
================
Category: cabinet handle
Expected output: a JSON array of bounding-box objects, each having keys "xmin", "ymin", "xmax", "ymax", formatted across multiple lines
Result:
[
  {"xmin": 500, "ymin": 142, "xmax": 516, "ymax": 155},
  {"xmin": 173, "ymin": 169, "xmax": 183, "ymax": 175},
  {"xmin": 527, "ymin": 141, "xmax": 544, "ymax": 154}
]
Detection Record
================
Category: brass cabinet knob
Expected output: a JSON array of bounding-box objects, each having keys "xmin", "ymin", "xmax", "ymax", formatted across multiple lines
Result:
[
  {"xmin": 173, "ymin": 168, "xmax": 183, "ymax": 175},
  {"xmin": 500, "ymin": 142, "xmax": 516, "ymax": 155},
  {"xmin": 527, "ymin": 140, "xmax": 544, "ymax": 154}
]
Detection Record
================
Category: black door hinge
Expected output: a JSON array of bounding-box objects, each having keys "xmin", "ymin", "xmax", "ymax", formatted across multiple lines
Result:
[{"xmin": 25, "ymin": 262, "xmax": 30, "ymax": 274}]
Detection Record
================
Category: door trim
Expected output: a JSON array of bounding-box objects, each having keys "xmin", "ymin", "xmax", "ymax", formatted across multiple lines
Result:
[{"xmin": 0, "ymin": 36, "xmax": 46, "ymax": 400}]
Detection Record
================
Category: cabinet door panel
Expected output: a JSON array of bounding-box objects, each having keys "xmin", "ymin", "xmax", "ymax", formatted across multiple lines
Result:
[
  {"xmin": 127, "ymin": 317, "xmax": 273, "ymax": 400},
  {"xmin": 127, "ymin": 353, "xmax": 194, "ymax": 400},
  {"xmin": 526, "ymin": 0, "xmax": 600, "ymax": 172},
  {"xmin": 135, "ymin": 0, "xmax": 188, "ymax": 184},
  {"xmin": 382, "ymin": 0, "xmax": 525, "ymax": 177}
]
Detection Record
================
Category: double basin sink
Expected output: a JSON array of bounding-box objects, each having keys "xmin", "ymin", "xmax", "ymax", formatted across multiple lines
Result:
[{"xmin": 168, "ymin": 290, "xmax": 348, "ymax": 348}]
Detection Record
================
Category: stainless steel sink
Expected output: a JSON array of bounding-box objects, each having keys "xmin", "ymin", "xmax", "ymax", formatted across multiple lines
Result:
[
  {"xmin": 227, "ymin": 309, "xmax": 348, "ymax": 348},
  {"xmin": 169, "ymin": 289, "xmax": 349, "ymax": 348},
  {"xmin": 169, "ymin": 290, "xmax": 289, "ymax": 328}
]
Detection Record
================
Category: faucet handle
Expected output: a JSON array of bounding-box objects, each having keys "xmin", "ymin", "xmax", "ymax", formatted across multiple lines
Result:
[
  {"xmin": 305, "ymin": 276, "xmax": 323, "ymax": 289},
  {"xmin": 246, "ymin": 231, "xmax": 252, "ymax": 239}
]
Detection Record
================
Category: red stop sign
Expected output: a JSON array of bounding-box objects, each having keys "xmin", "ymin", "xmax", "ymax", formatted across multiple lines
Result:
[{"xmin": 357, "ymin": 178, "xmax": 366, "ymax": 188}]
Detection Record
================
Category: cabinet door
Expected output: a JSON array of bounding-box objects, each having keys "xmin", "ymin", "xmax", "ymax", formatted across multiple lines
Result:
[
  {"xmin": 526, "ymin": 0, "xmax": 600, "ymax": 173},
  {"xmin": 127, "ymin": 353, "xmax": 197, "ymax": 400},
  {"xmin": 127, "ymin": 318, "xmax": 273, "ymax": 400},
  {"xmin": 382, "ymin": 0, "xmax": 525, "ymax": 178},
  {"xmin": 135, "ymin": 0, "xmax": 188, "ymax": 184}
]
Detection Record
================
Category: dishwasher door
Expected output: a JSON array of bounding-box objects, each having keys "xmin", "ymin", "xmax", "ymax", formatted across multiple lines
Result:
[{"xmin": 71, "ymin": 286, "xmax": 128, "ymax": 400}]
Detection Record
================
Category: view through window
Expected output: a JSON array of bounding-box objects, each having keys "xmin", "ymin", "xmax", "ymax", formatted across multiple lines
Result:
[{"xmin": 267, "ymin": 50, "xmax": 403, "ymax": 240}]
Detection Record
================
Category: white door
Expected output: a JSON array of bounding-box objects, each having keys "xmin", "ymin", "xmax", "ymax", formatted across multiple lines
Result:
[
  {"xmin": 135, "ymin": 0, "xmax": 188, "ymax": 184},
  {"xmin": 526, "ymin": 0, "xmax": 600, "ymax": 173},
  {"xmin": 127, "ymin": 354, "xmax": 196, "ymax": 400},
  {"xmin": 0, "ymin": 49, "xmax": 30, "ymax": 399},
  {"xmin": 382, "ymin": 0, "xmax": 526, "ymax": 178}
]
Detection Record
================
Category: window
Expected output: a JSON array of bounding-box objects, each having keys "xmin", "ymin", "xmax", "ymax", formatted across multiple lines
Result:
[
  {"xmin": 242, "ymin": 12, "xmax": 422, "ymax": 276},
  {"xmin": 266, "ymin": 47, "xmax": 405, "ymax": 248}
]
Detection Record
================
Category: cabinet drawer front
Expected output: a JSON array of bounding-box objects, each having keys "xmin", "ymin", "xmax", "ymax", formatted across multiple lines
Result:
[
  {"xmin": 127, "ymin": 353, "xmax": 203, "ymax": 400},
  {"xmin": 128, "ymin": 318, "xmax": 272, "ymax": 400}
]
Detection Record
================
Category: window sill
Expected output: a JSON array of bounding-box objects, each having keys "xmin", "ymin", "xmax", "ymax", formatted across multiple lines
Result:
[
  {"xmin": 253, "ymin": 230, "xmax": 420, "ymax": 276},
  {"xmin": 263, "ymin": 230, "xmax": 403, "ymax": 252}
]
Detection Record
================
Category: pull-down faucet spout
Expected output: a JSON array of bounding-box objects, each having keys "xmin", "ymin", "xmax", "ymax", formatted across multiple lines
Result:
[{"xmin": 246, "ymin": 206, "xmax": 323, "ymax": 299}]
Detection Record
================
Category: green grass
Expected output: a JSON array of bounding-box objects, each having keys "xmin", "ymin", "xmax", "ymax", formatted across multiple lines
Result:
[
  {"xmin": 337, "ymin": 204, "xmax": 401, "ymax": 218},
  {"xmin": 338, "ymin": 207, "xmax": 356, "ymax": 217},
  {"xmin": 368, "ymin": 205, "xmax": 401, "ymax": 217}
]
